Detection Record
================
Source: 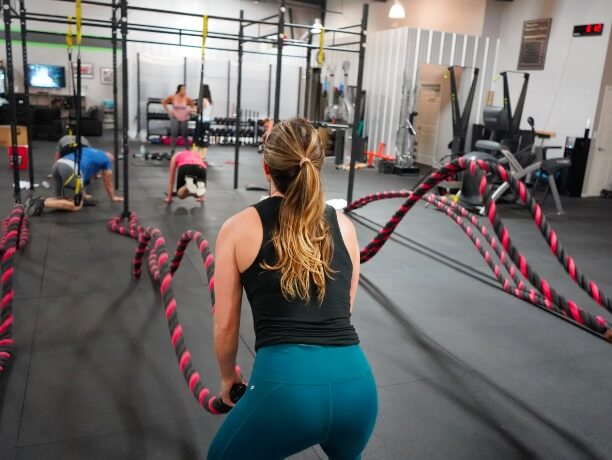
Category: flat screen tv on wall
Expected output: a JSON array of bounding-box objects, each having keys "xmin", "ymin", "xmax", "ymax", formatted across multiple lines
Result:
[{"xmin": 27, "ymin": 64, "xmax": 66, "ymax": 89}]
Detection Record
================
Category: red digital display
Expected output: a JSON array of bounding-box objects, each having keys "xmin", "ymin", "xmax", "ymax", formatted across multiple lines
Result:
[{"xmin": 573, "ymin": 23, "xmax": 604, "ymax": 37}]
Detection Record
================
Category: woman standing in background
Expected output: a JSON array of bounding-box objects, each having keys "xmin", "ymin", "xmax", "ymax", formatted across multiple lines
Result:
[
  {"xmin": 200, "ymin": 84, "xmax": 213, "ymax": 159},
  {"xmin": 162, "ymin": 84, "xmax": 196, "ymax": 154}
]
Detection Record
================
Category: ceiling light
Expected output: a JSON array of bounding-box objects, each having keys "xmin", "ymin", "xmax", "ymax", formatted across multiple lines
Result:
[
  {"xmin": 311, "ymin": 18, "xmax": 323, "ymax": 34},
  {"xmin": 388, "ymin": 0, "xmax": 406, "ymax": 19}
]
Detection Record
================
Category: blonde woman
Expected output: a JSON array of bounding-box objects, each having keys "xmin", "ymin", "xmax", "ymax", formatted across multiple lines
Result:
[{"xmin": 209, "ymin": 118, "xmax": 377, "ymax": 459}]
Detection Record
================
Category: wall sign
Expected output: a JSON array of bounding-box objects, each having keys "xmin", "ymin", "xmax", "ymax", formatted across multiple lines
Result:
[
  {"xmin": 71, "ymin": 62, "xmax": 94, "ymax": 79},
  {"xmin": 517, "ymin": 18, "xmax": 552, "ymax": 71}
]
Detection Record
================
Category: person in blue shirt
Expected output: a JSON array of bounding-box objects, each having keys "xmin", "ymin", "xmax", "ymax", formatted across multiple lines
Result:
[{"xmin": 27, "ymin": 147, "xmax": 123, "ymax": 215}]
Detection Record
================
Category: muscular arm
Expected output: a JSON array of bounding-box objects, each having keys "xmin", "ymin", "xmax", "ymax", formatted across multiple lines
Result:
[
  {"xmin": 213, "ymin": 217, "xmax": 243, "ymax": 381},
  {"xmin": 187, "ymin": 97, "xmax": 197, "ymax": 112},
  {"xmin": 162, "ymin": 95, "xmax": 173, "ymax": 114},
  {"xmin": 337, "ymin": 211, "xmax": 361, "ymax": 313},
  {"xmin": 102, "ymin": 170, "xmax": 120, "ymax": 201}
]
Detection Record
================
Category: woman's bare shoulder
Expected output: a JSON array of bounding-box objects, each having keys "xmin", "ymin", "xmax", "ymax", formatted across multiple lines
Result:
[{"xmin": 219, "ymin": 206, "xmax": 261, "ymax": 237}]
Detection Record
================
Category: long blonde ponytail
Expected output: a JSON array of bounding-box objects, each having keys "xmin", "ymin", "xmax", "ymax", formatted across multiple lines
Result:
[{"xmin": 262, "ymin": 118, "xmax": 334, "ymax": 304}]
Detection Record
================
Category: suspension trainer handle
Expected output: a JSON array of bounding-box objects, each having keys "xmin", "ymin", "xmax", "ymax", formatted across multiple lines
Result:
[{"xmin": 66, "ymin": 16, "xmax": 73, "ymax": 52}]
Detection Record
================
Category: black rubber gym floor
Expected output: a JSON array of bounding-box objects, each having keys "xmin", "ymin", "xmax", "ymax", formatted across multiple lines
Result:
[{"xmin": 1, "ymin": 135, "xmax": 611, "ymax": 459}]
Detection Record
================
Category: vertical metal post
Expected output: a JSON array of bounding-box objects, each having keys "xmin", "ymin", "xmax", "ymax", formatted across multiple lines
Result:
[
  {"xmin": 267, "ymin": 63, "xmax": 272, "ymax": 117},
  {"xmin": 136, "ymin": 52, "xmax": 141, "ymax": 134},
  {"xmin": 273, "ymin": 0, "xmax": 285, "ymax": 123},
  {"xmin": 346, "ymin": 4, "xmax": 368, "ymax": 205},
  {"xmin": 304, "ymin": 32, "xmax": 312, "ymax": 118},
  {"xmin": 112, "ymin": 0, "xmax": 119, "ymax": 189},
  {"xmin": 120, "ymin": 0, "xmax": 130, "ymax": 216},
  {"xmin": 233, "ymin": 10, "xmax": 244, "ymax": 190},
  {"xmin": 226, "ymin": 60, "xmax": 231, "ymax": 118},
  {"xmin": 297, "ymin": 66, "xmax": 302, "ymax": 116},
  {"xmin": 19, "ymin": 0, "xmax": 34, "ymax": 191},
  {"xmin": 2, "ymin": 0, "xmax": 20, "ymax": 202},
  {"xmin": 183, "ymin": 56, "xmax": 187, "ymax": 84}
]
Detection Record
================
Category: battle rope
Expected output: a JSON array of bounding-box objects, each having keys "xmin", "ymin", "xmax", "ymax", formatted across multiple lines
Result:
[
  {"xmin": 345, "ymin": 159, "xmax": 612, "ymax": 341},
  {"xmin": 424, "ymin": 195, "xmax": 611, "ymax": 339},
  {"xmin": 0, "ymin": 205, "xmax": 29, "ymax": 375},
  {"xmin": 108, "ymin": 213, "xmax": 246, "ymax": 414}
]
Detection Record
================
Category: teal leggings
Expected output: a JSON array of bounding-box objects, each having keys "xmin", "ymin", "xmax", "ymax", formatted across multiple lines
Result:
[{"xmin": 208, "ymin": 344, "xmax": 378, "ymax": 460}]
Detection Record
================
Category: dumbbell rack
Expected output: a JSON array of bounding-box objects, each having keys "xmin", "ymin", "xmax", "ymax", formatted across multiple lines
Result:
[{"xmin": 208, "ymin": 117, "xmax": 259, "ymax": 146}]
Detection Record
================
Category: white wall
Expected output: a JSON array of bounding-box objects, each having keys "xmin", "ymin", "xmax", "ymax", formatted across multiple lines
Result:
[
  {"xmin": 326, "ymin": 0, "xmax": 487, "ymax": 35},
  {"xmin": 484, "ymin": 0, "xmax": 612, "ymax": 180},
  {"xmin": 584, "ymin": 31, "xmax": 612, "ymax": 196}
]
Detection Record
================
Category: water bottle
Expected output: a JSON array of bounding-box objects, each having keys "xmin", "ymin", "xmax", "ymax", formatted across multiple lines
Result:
[{"xmin": 137, "ymin": 144, "xmax": 146, "ymax": 158}]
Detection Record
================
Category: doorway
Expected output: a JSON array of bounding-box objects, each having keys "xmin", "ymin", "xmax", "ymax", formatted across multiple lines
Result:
[
  {"xmin": 585, "ymin": 85, "xmax": 612, "ymax": 196},
  {"xmin": 415, "ymin": 64, "xmax": 464, "ymax": 165}
]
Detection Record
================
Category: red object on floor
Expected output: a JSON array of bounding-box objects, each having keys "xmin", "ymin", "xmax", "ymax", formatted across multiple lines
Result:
[{"xmin": 7, "ymin": 146, "xmax": 28, "ymax": 170}]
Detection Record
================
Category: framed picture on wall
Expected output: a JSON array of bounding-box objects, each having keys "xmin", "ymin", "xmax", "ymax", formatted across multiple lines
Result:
[
  {"xmin": 71, "ymin": 62, "xmax": 94, "ymax": 79},
  {"xmin": 100, "ymin": 67, "xmax": 113, "ymax": 85}
]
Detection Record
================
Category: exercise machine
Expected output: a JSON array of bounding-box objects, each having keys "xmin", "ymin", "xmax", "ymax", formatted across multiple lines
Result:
[
  {"xmin": 460, "ymin": 115, "xmax": 570, "ymax": 215},
  {"xmin": 448, "ymin": 66, "xmax": 479, "ymax": 158},
  {"xmin": 392, "ymin": 73, "xmax": 419, "ymax": 175}
]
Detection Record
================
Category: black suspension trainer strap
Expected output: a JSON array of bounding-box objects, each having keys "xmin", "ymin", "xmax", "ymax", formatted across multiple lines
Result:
[{"xmin": 73, "ymin": 0, "xmax": 84, "ymax": 206}]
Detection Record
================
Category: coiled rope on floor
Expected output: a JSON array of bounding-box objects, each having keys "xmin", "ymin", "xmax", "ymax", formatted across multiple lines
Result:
[
  {"xmin": 345, "ymin": 158, "xmax": 612, "ymax": 341},
  {"xmin": 108, "ymin": 212, "xmax": 239, "ymax": 414},
  {"xmin": 0, "ymin": 205, "xmax": 29, "ymax": 375}
]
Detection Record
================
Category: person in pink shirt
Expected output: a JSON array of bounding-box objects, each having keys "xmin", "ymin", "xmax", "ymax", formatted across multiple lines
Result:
[
  {"xmin": 162, "ymin": 84, "xmax": 197, "ymax": 154},
  {"xmin": 165, "ymin": 149, "xmax": 207, "ymax": 204}
]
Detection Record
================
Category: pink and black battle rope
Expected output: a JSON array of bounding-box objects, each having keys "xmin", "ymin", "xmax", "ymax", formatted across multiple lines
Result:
[
  {"xmin": 0, "ymin": 205, "xmax": 29, "ymax": 375},
  {"xmin": 422, "ymin": 194, "xmax": 612, "ymax": 336},
  {"xmin": 350, "ymin": 190, "xmax": 540, "ymax": 302},
  {"xmin": 344, "ymin": 159, "xmax": 612, "ymax": 341},
  {"xmin": 108, "ymin": 213, "xmax": 245, "ymax": 414},
  {"xmin": 350, "ymin": 189, "xmax": 611, "ymax": 339}
]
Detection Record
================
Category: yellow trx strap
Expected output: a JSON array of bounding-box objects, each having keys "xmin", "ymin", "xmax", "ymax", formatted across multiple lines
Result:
[
  {"xmin": 66, "ymin": 16, "xmax": 74, "ymax": 50},
  {"xmin": 202, "ymin": 15, "xmax": 208, "ymax": 58},
  {"xmin": 317, "ymin": 28, "xmax": 325, "ymax": 66}
]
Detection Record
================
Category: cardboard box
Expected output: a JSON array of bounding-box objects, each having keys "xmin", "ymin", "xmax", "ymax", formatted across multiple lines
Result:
[
  {"xmin": 0, "ymin": 125, "xmax": 28, "ymax": 148},
  {"xmin": 317, "ymin": 127, "xmax": 330, "ymax": 153}
]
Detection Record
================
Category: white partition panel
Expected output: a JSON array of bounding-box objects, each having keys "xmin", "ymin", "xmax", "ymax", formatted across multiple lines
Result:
[{"xmin": 362, "ymin": 27, "xmax": 499, "ymax": 163}]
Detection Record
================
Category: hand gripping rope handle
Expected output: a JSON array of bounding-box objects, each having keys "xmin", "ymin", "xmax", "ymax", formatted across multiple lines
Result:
[
  {"xmin": 345, "ymin": 159, "xmax": 612, "ymax": 342},
  {"xmin": 0, "ymin": 205, "xmax": 30, "ymax": 376},
  {"xmin": 108, "ymin": 213, "xmax": 246, "ymax": 414}
]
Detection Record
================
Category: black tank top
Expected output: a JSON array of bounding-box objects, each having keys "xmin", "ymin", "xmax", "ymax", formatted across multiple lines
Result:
[{"xmin": 241, "ymin": 197, "xmax": 360, "ymax": 351}]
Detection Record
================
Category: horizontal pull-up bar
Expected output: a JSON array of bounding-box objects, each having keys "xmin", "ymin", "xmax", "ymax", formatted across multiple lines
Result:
[
  {"xmin": 24, "ymin": 28, "xmax": 309, "ymax": 59},
  {"xmin": 23, "ymin": 13, "xmax": 360, "ymax": 54},
  {"xmin": 284, "ymin": 22, "xmax": 362, "ymax": 36},
  {"xmin": 49, "ymin": 0, "xmax": 278, "ymax": 26},
  {"xmin": 243, "ymin": 13, "xmax": 278, "ymax": 28},
  {"xmin": 126, "ymin": 4, "xmax": 278, "ymax": 26},
  {"xmin": 52, "ymin": 0, "xmax": 116, "ymax": 8}
]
